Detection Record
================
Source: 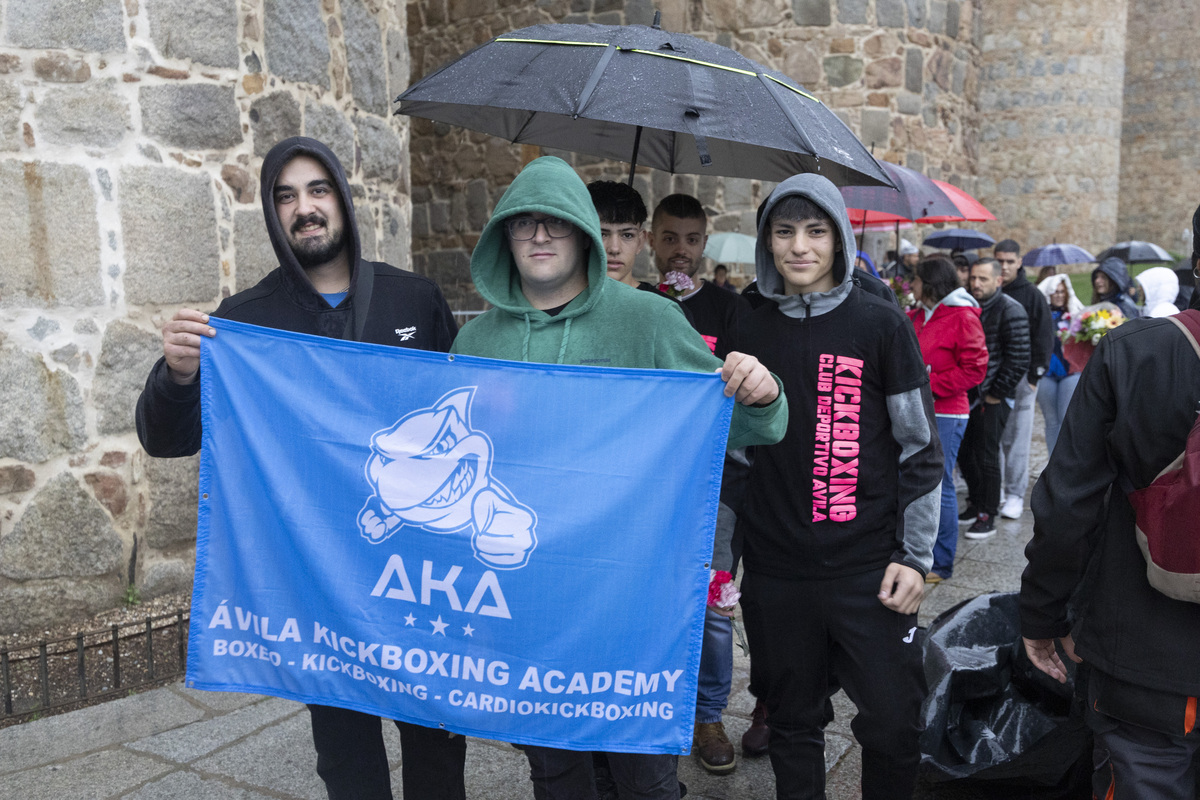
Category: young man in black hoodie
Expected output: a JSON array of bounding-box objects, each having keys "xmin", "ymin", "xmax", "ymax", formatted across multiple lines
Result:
[
  {"xmin": 135, "ymin": 137, "xmax": 464, "ymax": 800},
  {"xmin": 994, "ymin": 239, "xmax": 1053, "ymax": 520},
  {"xmin": 735, "ymin": 174, "xmax": 942, "ymax": 800}
]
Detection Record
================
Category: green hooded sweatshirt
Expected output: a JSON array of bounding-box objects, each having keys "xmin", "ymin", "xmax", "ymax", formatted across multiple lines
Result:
[{"xmin": 452, "ymin": 156, "xmax": 787, "ymax": 450}]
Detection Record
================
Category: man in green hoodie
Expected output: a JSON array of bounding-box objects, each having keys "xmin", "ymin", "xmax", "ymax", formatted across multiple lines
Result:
[{"xmin": 452, "ymin": 156, "xmax": 788, "ymax": 799}]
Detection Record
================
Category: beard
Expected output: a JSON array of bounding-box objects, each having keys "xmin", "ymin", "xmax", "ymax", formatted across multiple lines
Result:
[{"xmin": 289, "ymin": 213, "xmax": 346, "ymax": 268}]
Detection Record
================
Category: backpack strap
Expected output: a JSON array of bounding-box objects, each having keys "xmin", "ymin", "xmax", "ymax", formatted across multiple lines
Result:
[{"xmin": 1169, "ymin": 309, "xmax": 1200, "ymax": 361}]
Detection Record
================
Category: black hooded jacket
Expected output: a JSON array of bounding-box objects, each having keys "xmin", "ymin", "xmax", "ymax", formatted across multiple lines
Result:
[
  {"xmin": 1021, "ymin": 316, "xmax": 1200, "ymax": 696},
  {"xmin": 1001, "ymin": 266, "xmax": 1053, "ymax": 384},
  {"xmin": 136, "ymin": 137, "xmax": 457, "ymax": 457},
  {"xmin": 1092, "ymin": 257, "xmax": 1142, "ymax": 320}
]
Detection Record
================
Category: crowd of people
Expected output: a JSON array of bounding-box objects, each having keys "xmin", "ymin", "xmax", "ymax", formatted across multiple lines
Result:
[{"xmin": 134, "ymin": 135, "xmax": 1200, "ymax": 800}]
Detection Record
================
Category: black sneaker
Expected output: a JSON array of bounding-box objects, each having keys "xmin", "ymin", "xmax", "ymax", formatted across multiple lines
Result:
[
  {"xmin": 965, "ymin": 513, "xmax": 996, "ymax": 539},
  {"xmin": 958, "ymin": 504, "xmax": 979, "ymax": 523}
]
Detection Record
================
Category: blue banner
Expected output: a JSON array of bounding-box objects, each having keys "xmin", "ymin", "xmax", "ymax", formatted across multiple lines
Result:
[{"xmin": 187, "ymin": 318, "xmax": 733, "ymax": 754}]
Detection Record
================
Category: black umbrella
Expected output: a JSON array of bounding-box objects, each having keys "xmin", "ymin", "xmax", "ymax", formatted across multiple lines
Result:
[
  {"xmin": 396, "ymin": 21, "xmax": 892, "ymax": 188},
  {"xmin": 840, "ymin": 161, "xmax": 961, "ymax": 222},
  {"xmin": 1095, "ymin": 240, "xmax": 1172, "ymax": 264}
]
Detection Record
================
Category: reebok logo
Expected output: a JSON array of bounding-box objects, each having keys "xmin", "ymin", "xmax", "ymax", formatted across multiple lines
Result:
[{"xmin": 394, "ymin": 326, "xmax": 417, "ymax": 341}]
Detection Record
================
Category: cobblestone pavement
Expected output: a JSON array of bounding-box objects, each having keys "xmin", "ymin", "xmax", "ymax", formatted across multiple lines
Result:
[{"xmin": 0, "ymin": 431, "xmax": 1052, "ymax": 800}]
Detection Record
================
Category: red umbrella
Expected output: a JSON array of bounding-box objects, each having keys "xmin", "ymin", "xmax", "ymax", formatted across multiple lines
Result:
[{"xmin": 924, "ymin": 179, "xmax": 995, "ymax": 223}]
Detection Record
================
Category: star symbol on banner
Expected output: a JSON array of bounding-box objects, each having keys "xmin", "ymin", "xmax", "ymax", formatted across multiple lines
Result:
[
  {"xmin": 462, "ymin": 624, "xmax": 475, "ymax": 637},
  {"xmin": 404, "ymin": 613, "xmax": 417, "ymax": 627},
  {"xmin": 431, "ymin": 616, "xmax": 449, "ymax": 636}
]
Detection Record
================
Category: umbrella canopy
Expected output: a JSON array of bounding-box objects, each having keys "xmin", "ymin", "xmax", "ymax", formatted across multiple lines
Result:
[
  {"xmin": 397, "ymin": 22, "xmax": 892, "ymax": 187},
  {"xmin": 1096, "ymin": 240, "xmax": 1172, "ymax": 264},
  {"xmin": 1021, "ymin": 244, "xmax": 1095, "ymax": 268},
  {"xmin": 841, "ymin": 161, "xmax": 960, "ymax": 222},
  {"xmin": 925, "ymin": 180, "xmax": 995, "ymax": 223},
  {"xmin": 703, "ymin": 232, "xmax": 757, "ymax": 264},
  {"xmin": 923, "ymin": 228, "xmax": 995, "ymax": 251}
]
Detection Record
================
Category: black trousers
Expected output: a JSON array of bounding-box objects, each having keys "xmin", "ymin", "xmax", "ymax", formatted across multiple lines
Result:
[
  {"xmin": 958, "ymin": 400, "xmax": 1011, "ymax": 518},
  {"xmin": 519, "ymin": 745, "xmax": 679, "ymax": 800},
  {"xmin": 740, "ymin": 569, "xmax": 926, "ymax": 800},
  {"xmin": 308, "ymin": 704, "xmax": 466, "ymax": 800}
]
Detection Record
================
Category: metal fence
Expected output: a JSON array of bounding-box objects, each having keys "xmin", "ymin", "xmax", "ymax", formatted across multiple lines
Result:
[{"xmin": 0, "ymin": 610, "xmax": 189, "ymax": 725}]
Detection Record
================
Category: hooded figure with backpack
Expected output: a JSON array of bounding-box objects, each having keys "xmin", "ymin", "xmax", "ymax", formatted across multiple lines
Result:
[{"xmin": 1019, "ymin": 222, "xmax": 1200, "ymax": 796}]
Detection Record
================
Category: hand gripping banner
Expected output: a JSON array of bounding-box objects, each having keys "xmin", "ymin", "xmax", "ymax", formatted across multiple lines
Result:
[{"xmin": 187, "ymin": 318, "xmax": 733, "ymax": 754}]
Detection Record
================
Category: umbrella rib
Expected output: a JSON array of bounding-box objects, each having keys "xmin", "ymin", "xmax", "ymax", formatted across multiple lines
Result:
[
  {"xmin": 573, "ymin": 44, "xmax": 618, "ymax": 117},
  {"xmin": 757, "ymin": 73, "xmax": 816, "ymax": 156}
]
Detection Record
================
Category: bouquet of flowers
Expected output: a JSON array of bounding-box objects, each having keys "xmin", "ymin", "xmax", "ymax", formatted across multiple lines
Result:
[
  {"xmin": 658, "ymin": 270, "xmax": 695, "ymax": 298},
  {"xmin": 707, "ymin": 570, "xmax": 741, "ymax": 610},
  {"xmin": 888, "ymin": 276, "xmax": 915, "ymax": 309},
  {"xmin": 1065, "ymin": 303, "xmax": 1125, "ymax": 345}
]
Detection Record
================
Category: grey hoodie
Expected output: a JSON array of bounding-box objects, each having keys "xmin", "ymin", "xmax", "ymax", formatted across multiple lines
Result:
[{"xmin": 755, "ymin": 173, "xmax": 859, "ymax": 319}]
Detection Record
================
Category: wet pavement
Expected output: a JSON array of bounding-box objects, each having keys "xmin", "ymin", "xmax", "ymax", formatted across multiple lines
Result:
[{"xmin": 0, "ymin": 437, "xmax": 1050, "ymax": 800}]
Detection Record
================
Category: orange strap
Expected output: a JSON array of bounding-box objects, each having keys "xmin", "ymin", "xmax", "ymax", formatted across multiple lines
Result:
[{"xmin": 1186, "ymin": 696, "xmax": 1197, "ymax": 735}]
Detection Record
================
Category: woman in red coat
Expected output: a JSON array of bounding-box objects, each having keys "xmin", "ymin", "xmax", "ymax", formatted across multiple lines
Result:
[{"xmin": 908, "ymin": 256, "xmax": 989, "ymax": 582}]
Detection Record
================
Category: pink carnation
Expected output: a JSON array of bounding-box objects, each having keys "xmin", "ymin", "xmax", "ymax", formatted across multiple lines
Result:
[{"xmin": 707, "ymin": 570, "xmax": 741, "ymax": 609}]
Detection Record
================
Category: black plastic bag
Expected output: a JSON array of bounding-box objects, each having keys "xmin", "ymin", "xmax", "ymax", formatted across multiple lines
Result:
[{"xmin": 918, "ymin": 592, "xmax": 1091, "ymax": 795}]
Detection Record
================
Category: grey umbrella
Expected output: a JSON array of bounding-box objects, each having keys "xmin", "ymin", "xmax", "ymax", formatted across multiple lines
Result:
[
  {"xmin": 1095, "ymin": 240, "xmax": 1173, "ymax": 264},
  {"xmin": 396, "ymin": 21, "xmax": 892, "ymax": 188}
]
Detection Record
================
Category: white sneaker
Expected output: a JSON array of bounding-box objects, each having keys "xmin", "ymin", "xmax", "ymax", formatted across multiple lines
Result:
[{"xmin": 1000, "ymin": 496, "xmax": 1023, "ymax": 520}]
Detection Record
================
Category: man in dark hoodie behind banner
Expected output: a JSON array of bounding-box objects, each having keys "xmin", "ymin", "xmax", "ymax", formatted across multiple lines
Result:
[
  {"xmin": 135, "ymin": 137, "xmax": 464, "ymax": 800},
  {"xmin": 734, "ymin": 174, "xmax": 942, "ymax": 800}
]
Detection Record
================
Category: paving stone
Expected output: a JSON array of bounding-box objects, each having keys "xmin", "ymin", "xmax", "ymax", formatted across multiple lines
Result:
[
  {"xmin": 0, "ymin": 684, "xmax": 206, "ymax": 774},
  {"xmin": 1, "ymin": 748, "xmax": 171, "ymax": 800},
  {"xmin": 343, "ymin": 0, "xmax": 389, "ymax": 116},
  {"xmin": 0, "ymin": 160, "xmax": 103, "ymax": 307},
  {"xmin": 358, "ymin": 115, "xmax": 402, "ymax": 182},
  {"xmin": 145, "ymin": 454, "xmax": 200, "ymax": 548},
  {"xmin": 176, "ymin": 686, "xmax": 273, "ymax": 713},
  {"xmin": 147, "ymin": 0, "xmax": 239, "ymax": 69},
  {"xmin": 0, "ymin": 347, "xmax": 86, "ymax": 462},
  {"xmin": 120, "ymin": 166, "xmax": 220, "ymax": 305},
  {"xmin": 94, "ymin": 320, "xmax": 161, "ymax": 435},
  {"xmin": 304, "ymin": 100, "xmax": 357, "ymax": 172},
  {"xmin": 250, "ymin": 91, "xmax": 302, "ymax": 158},
  {"xmin": 946, "ymin": 558, "xmax": 1027, "ymax": 594},
  {"xmin": 265, "ymin": 0, "xmax": 330, "ymax": 89},
  {"xmin": 0, "ymin": 471, "xmax": 122, "ymax": 580},
  {"xmin": 127, "ymin": 697, "xmax": 301, "ymax": 762},
  {"xmin": 123, "ymin": 770, "xmax": 280, "ymax": 800},
  {"xmin": 140, "ymin": 84, "xmax": 242, "ymax": 151},
  {"xmin": 235, "ymin": 208, "xmax": 280, "ymax": 293},
  {"xmin": 193, "ymin": 712, "xmax": 328, "ymax": 799},
  {"xmin": 5, "ymin": 0, "xmax": 124, "ymax": 52}
]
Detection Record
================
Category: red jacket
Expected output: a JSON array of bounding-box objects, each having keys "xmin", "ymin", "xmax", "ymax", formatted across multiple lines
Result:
[{"xmin": 908, "ymin": 300, "xmax": 988, "ymax": 415}]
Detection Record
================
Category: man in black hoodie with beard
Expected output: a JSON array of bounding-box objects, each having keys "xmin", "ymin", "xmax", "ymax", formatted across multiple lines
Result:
[{"xmin": 135, "ymin": 137, "xmax": 463, "ymax": 800}]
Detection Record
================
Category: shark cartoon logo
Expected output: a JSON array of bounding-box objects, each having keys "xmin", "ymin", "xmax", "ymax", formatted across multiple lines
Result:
[{"xmin": 357, "ymin": 387, "xmax": 538, "ymax": 569}]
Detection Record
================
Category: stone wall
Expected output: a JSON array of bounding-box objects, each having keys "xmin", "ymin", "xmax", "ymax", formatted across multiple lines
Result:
[
  {"xmin": 973, "ymin": 0, "xmax": 1128, "ymax": 254},
  {"xmin": 408, "ymin": 0, "xmax": 981, "ymax": 299},
  {"xmin": 0, "ymin": 0, "xmax": 411, "ymax": 634},
  {"xmin": 1116, "ymin": 0, "xmax": 1197, "ymax": 256}
]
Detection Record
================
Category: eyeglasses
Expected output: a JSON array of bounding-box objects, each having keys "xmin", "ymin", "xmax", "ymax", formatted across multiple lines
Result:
[{"xmin": 505, "ymin": 215, "xmax": 575, "ymax": 241}]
